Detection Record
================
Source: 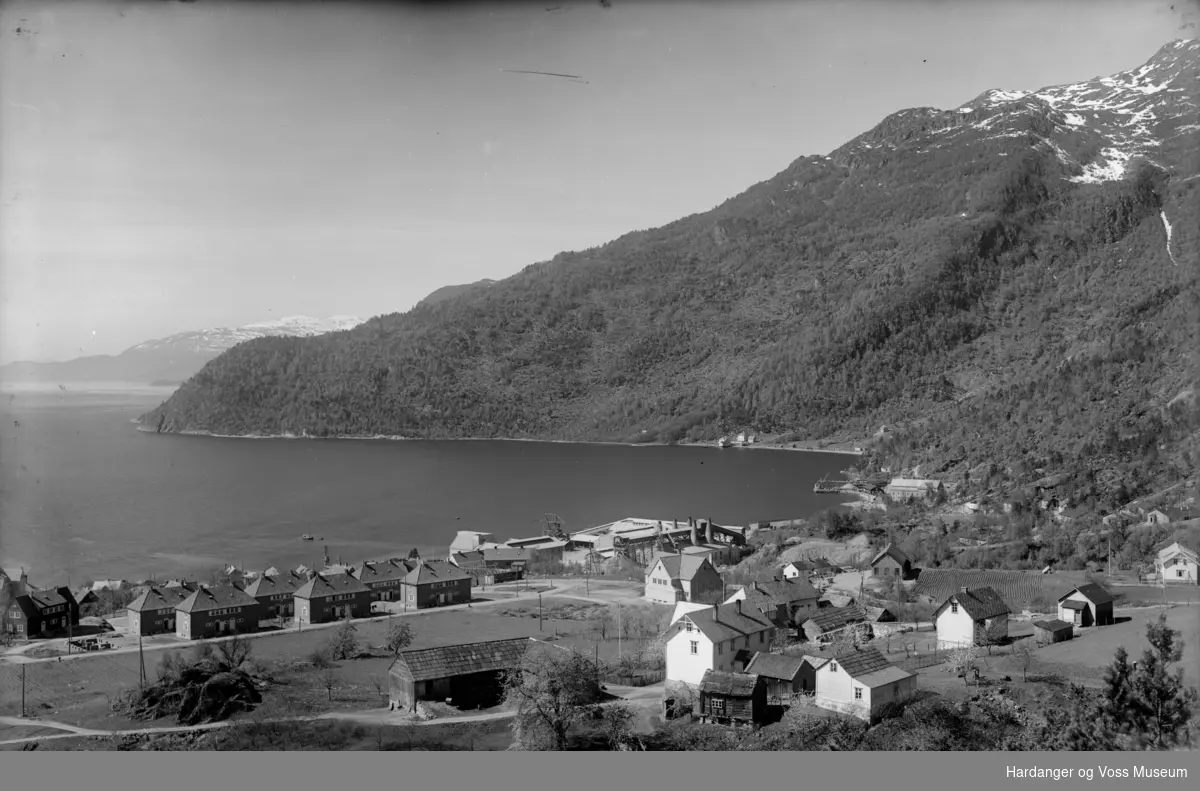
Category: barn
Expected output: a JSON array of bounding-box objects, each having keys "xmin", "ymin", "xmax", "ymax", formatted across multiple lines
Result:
[
  {"xmin": 1031, "ymin": 619, "xmax": 1074, "ymax": 645},
  {"xmin": 387, "ymin": 637, "xmax": 536, "ymax": 712},
  {"xmin": 695, "ymin": 670, "xmax": 767, "ymax": 726},
  {"xmin": 743, "ymin": 652, "xmax": 808, "ymax": 706}
]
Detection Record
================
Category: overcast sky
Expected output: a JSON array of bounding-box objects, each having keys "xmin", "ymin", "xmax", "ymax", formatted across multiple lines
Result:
[{"xmin": 0, "ymin": 0, "xmax": 1192, "ymax": 364}]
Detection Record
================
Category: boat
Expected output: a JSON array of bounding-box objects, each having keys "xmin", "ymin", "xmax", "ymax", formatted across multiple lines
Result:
[{"xmin": 300, "ymin": 534, "xmax": 314, "ymax": 541}]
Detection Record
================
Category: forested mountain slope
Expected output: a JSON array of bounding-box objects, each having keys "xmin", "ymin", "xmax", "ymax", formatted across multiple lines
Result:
[{"xmin": 142, "ymin": 41, "xmax": 1200, "ymax": 510}]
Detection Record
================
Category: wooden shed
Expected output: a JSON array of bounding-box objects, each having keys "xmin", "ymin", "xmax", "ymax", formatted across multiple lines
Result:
[
  {"xmin": 1031, "ymin": 619, "xmax": 1074, "ymax": 645},
  {"xmin": 1056, "ymin": 583, "xmax": 1115, "ymax": 627},
  {"xmin": 695, "ymin": 670, "xmax": 767, "ymax": 726},
  {"xmin": 743, "ymin": 652, "xmax": 807, "ymax": 706},
  {"xmin": 387, "ymin": 637, "xmax": 535, "ymax": 712}
]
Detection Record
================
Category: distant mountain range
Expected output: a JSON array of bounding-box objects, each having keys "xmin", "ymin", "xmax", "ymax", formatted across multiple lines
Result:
[
  {"xmin": 0, "ymin": 316, "xmax": 364, "ymax": 386},
  {"xmin": 141, "ymin": 41, "xmax": 1199, "ymax": 512}
]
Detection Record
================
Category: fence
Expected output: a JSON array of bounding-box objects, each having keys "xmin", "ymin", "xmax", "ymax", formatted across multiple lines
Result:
[
  {"xmin": 601, "ymin": 668, "xmax": 665, "ymax": 687},
  {"xmin": 892, "ymin": 652, "xmax": 947, "ymax": 672}
]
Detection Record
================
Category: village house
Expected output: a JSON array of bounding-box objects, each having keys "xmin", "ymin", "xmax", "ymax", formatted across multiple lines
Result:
[
  {"xmin": 1056, "ymin": 583, "xmax": 1115, "ymax": 627},
  {"xmin": 934, "ymin": 586, "xmax": 1011, "ymax": 649},
  {"xmin": 743, "ymin": 651, "xmax": 813, "ymax": 704},
  {"xmin": 294, "ymin": 572, "xmax": 373, "ymax": 625},
  {"xmin": 400, "ymin": 559, "xmax": 472, "ymax": 609},
  {"xmin": 1155, "ymin": 542, "xmax": 1199, "ymax": 585},
  {"xmin": 351, "ymin": 559, "xmax": 412, "ymax": 602},
  {"xmin": 241, "ymin": 571, "xmax": 308, "ymax": 619},
  {"xmin": 664, "ymin": 601, "xmax": 776, "ymax": 687},
  {"xmin": 387, "ymin": 637, "xmax": 553, "ymax": 712},
  {"xmin": 724, "ymin": 577, "xmax": 821, "ymax": 628},
  {"xmin": 1032, "ymin": 619, "xmax": 1074, "ymax": 645},
  {"xmin": 819, "ymin": 592, "xmax": 857, "ymax": 609},
  {"xmin": 869, "ymin": 543, "xmax": 912, "ymax": 580},
  {"xmin": 695, "ymin": 670, "xmax": 768, "ymax": 727},
  {"xmin": 883, "ymin": 478, "xmax": 945, "ymax": 503},
  {"xmin": 801, "ymin": 605, "xmax": 871, "ymax": 645},
  {"xmin": 3, "ymin": 587, "xmax": 79, "ymax": 639},
  {"xmin": 91, "ymin": 579, "xmax": 131, "ymax": 593},
  {"xmin": 644, "ymin": 553, "xmax": 724, "ymax": 605},
  {"xmin": 781, "ymin": 561, "xmax": 812, "ymax": 580},
  {"xmin": 813, "ymin": 645, "xmax": 918, "ymax": 722},
  {"xmin": 126, "ymin": 585, "xmax": 194, "ymax": 635},
  {"xmin": 73, "ymin": 587, "xmax": 100, "ymax": 610},
  {"xmin": 175, "ymin": 584, "xmax": 261, "ymax": 640},
  {"xmin": 0, "ymin": 567, "xmax": 30, "ymax": 599}
]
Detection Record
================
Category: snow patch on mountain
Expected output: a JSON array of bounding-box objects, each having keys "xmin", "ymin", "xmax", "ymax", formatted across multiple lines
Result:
[
  {"xmin": 1069, "ymin": 147, "xmax": 1132, "ymax": 184},
  {"xmin": 1161, "ymin": 211, "xmax": 1177, "ymax": 265},
  {"xmin": 130, "ymin": 315, "xmax": 365, "ymax": 354}
]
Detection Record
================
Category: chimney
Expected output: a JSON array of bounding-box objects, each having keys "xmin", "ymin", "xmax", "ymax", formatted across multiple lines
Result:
[
  {"xmin": 960, "ymin": 586, "xmax": 969, "ymax": 594},
  {"xmin": 690, "ymin": 520, "xmax": 700, "ymax": 547},
  {"xmin": 713, "ymin": 602, "xmax": 719, "ymax": 619},
  {"xmin": 706, "ymin": 520, "xmax": 714, "ymax": 545},
  {"xmin": 735, "ymin": 600, "xmax": 742, "ymax": 615}
]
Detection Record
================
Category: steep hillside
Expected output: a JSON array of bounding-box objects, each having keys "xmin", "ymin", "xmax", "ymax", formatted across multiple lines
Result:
[
  {"xmin": 142, "ymin": 41, "xmax": 1200, "ymax": 511},
  {"xmin": 416, "ymin": 279, "xmax": 496, "ymax": 308},
  {"xmin": 1, "ymin": 316, "xmax": 364, "ymax": 386}
]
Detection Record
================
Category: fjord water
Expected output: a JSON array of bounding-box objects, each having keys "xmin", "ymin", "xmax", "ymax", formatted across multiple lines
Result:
[{"xmin": 0, "ymin": 386, "xmax": 851, "ymax": 585}]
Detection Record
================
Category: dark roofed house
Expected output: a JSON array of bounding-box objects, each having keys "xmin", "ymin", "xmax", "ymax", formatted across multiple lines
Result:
[
  {"xmin": 353, "ymin": 559, "xmax": 415, "ymax": 602},
  {"xmin": 74, "ymin": 587, "xmax": 100, "ymax": 609},
  {"xmin": 242, "ymin": 571, "xmax": 308, "ymax": 621},
  {"xmin": 175, "ymin": 584, "xmax": 261, "ymax": 640},
  {"xmin": 1032, "ymin": 619, "xmax": 1074, "ymax": 645},
  {"xmin": 696, "ymin": 670, "xmax": 767, "ymax": 726},
  {"xmin": 744, "ymin": 651, "xmax": 809, "ymax": 704},
  {"xmin": 401, "ymin": 559, "xmax": 472, "ymax": 609},
  {"xmin": 387, "ymin": 637, "xmax": 537, "ymax": 712},
  {"xmin": 1056, "ymin": 583, "xmax": 1115, "ymax": 627},
  {"xmin": 3, "ymin": 587, "xmax": 79, "ymax": 639},
  {"xmin": 294, "ymin": 572, "xmax": 373, "ymax": 625},
  {"xmin": 934, "ymin": 586, "xmax": 1011, "ymax": 648},
  {"xmin": 814, "ymin": 645, "xmax": 917, "ymax": 721},
  {"xmin": 127, "ymin": 585, "xmax": 194, "ymax": 635},
  {"xmin": 726, "ymin": 577, "xmax": 821, "ymax": 627},
  {"xmin": 870, "ymin": 543, "xmax": 912, "ymax": 579}
]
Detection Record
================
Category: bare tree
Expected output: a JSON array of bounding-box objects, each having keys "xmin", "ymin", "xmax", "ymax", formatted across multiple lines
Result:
[
  {"xmin": 217, "ymin": 632, "xmax": 252, "ymax": 670},
  {"xmin": 600, "ymin": 701, "xmax": 638, "ymax": 750},
  {"xmin": 594, "ymin": 607, "xmax": 614, "ymax": 640},
  {"xmin": 322, "ymin": 666, "xmax": 339, "ymax": 702},
  {"xmin": 1013, "ymin": 638, "xmax": 1037, "ymax": 682}
]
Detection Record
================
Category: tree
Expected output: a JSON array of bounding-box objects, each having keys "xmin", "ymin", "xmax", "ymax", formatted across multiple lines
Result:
[
  {"xmin": 322, "ymin": 666, "xmax": 339, "ymax": 702},
  {"xmin": 599, "ymin": 701, "xmax": 638, "ymax": 750},
  {"xmin": 503, "ymin": 644, "xmax": 603, "ymax": 751},
  {"xmin": 594, "ymin": 607, "xmax": 614, "ymax": 641},
  {"xmin": 408, "ymin": 548, "xmax": 420, "ymax": 560},
  {"xmin": 216, "ymin": 633, "xmax": 252, "ymax": 670},
  {"xmin": 946, "ymin": 642, "xmax": 979, "ymax": 686},
  {"xmin": 327, "ymin": 615, "xmax": 359, "ymax": 661},
  {"xmin": 1125, "ymin": 614, "xmax": 1200, "ymax": 749},
  {"xmin": 1012, "ymin": 637, "xmax": 1037, "ymax": 681},
  {"xmin": 386, "ymin": 621, "xmax": 414, "ymax": 658}
]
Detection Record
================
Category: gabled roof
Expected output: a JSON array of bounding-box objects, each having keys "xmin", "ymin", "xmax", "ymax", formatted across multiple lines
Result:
[
  {"xmin": 404, "ymin": 559, "xmax": 471, "ymax": 586},
  {"xmin": 699, "ymin": 670, "xmax": 760, "ymax": 697},
  {"xmin": 1032, "ymin": 619, "xmax": 1073, "ymax": 632},
  {"xmin": 18, "ymin": 587, "xmax": 76, "ymax": 613},
  {"xmin": 742, "ymin": 577, "xmax": 821, "ymax": 605},
  {"xmin": 802, "ymin": 654, "xmax": 830, "ymax": 670},
  {"xmin": 870, "ymin": 543, "xmax": 910, "ymax": 568},
  {"xmin": 127, "ymin": 585, "xmax": 194, "ymax": 612},
  {"xmin": 804, "ymin": 605, "xmax": 868, "ymax": 633},
  {"xmin": 1157, "ymin": 542, "xmax": 1199, "ymax": 562},
  {"xmin": 295, "ymin": 572, "xmax": 371, "ymax": 599},
  {"xmin": 824, "ymin": 646, "xmax": 913, "ymax": 687},
  {"xmin": 743, "ymin": 652, "xmax": 805, "ymax": 681},
  {"xmin": 176, "ymin": 584, "xmax": 259, "ymax": 613},
  {"xmin": 242, "ymin": 571, "xmax": 309, "ymax": 598},
  {"xmin": 653, "ymin": 553, "xmax": 716, "ymax": 582},
  {"xmin": 389, "ymin": 637, "xmax": 536, "ymax": 682},
  {"xmin": 351, "ymin": 560, "xmax": 411, "ymax": 586},
  {"xmin": 678, "ymin": 602, "xmax": 774, "ymax": 643},
  {"xmin": 452, "ymin": 546, "xmax": 529, "ymax": 565},
  {"xmin": 1060, "ymin": 600, "xmax": 1086, "ymax": 611},
  {"xmin": 856, "ymin": 664, "xmax": 917, "ymax": 688},
  {"xmin": 1058, "ymin": 583, "xmax": 1114, "ymax": 606},
  {"xmin": 937, "ymin": 587, "xmax": 1010, "ymax": 621},
  {"xmin": 864, "ymin": 606, "xmax": 896, "ymax": 622}
]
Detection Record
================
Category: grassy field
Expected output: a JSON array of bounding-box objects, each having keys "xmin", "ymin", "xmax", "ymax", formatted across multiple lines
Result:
[{"xmin": 910, "ymin": 569, "xmax": 1093, "ymax": 610}]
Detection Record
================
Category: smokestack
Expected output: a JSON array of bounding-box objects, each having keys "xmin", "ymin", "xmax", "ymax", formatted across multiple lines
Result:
[
  {"xmin": 706, "ymin": 520, "xmax": 714, "ymax": 545},
  {"xmin": 690, "ymin": 520, "xmax": 699, "ymax": 547}
]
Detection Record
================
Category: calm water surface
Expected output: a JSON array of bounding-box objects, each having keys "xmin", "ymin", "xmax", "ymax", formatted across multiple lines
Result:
[{"xmin": 0, "ymin": 385, "xmax": 853, "ymax": 585}]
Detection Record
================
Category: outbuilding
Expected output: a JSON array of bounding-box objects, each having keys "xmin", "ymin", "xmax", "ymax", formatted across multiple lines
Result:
[
  {"xmin": 1031, "ymin": 619, "xmax": 1074, "ymax": 645},
  {"xmin": 695, "ymin": 670, "xmax": 767, "ymax": 726},
  {"xmin": 1056, "ymin": 583, "xmax": 1115, "ymax": 627},
  {"xmin": 387, "ymin": 636, "xmax": 537, "ymax": 712}
]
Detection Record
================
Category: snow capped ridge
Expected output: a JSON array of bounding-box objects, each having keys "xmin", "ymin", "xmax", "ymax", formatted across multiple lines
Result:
[{"xmin": 128, "ymin": 315, "xmax": 366, "ymax": 354}]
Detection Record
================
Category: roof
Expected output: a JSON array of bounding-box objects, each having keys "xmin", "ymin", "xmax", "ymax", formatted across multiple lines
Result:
[
  {"xmin": 242, "ymin": 571, "xmax": 309, "ymax": 598},
  {"xmin": 699, "ymin": 670, "xmax": 760, "ymax": 697},
  {"xmin": 653, "ymin": 553, "xmax": 716, "ymax": 582},
  {"xmin": 804, "ymin": 605, "xmax": 868, "ymax": 633},
  {"xmin": 351, "ymin": 560, "xmax": 411, "ymax": 586},
  {"xmin": 451, "ymin": 547, "xmax": 530, "ymax": 566},
  {"xmin": 1157, "ymin": 542, "xmax": 1199, "ymax": 562},
  {"xmin": 20, "ymin": 587, "xmax": 76, "ymax": 612},
  {"xmin": 404, "ymin": 559, "xmax": 471, "ymax": 586},
  {"xmin": 295, "ymin": 572, "xmax": 371, "ymax": 599},
  {"xmin": 1032, "ymin": 619, "xmax": 1074, "ymax": 632},
  {"xmin": 176, "ymin": 584, "xmax": 259, "ymax": 613},
  {"xmin": 802, "ymin": 654, "xmax": 830, "ymax": 670},
  {"xmin": 825, "ymin": 646, "xmax": 895, "ymax": 680},
  {"xmin": 864, "ymin": 606, "xmax": 896, "ymax": 622},
  {"xmin": 941, "ymin": 587, "xmax": 1011, "ymax": 621},
  {"xmin": 679, "ymin": 602, "xmax": 774, "ymax": 643},
  {"xmin": 1060, "ymin": 600, "xmax": 1087, "ymax": 611},
  {"xmin": 127, "ymin": 585, "xmax": 194, "ymax": 612},
  {"xmin": 1058, "ymin": 583, "xmax": 1114, "ymax": 606},
  {"xmin": 390, "ymin": 637, "xmax": 535, "ymax": 682},
  {"xmin": 870, "ymin": 543, "xmax": 910, "ymax": 568},
  {"xmin": 748, "ymin": 577, "xmax": 821, "ymax": 604},
  {"xmin": 743, "ymin": 652, "xmax": 805, "ymax": 680},
  {"xmin": 856, "ymin": 664, "xmax": 917, "ymax": 688}
]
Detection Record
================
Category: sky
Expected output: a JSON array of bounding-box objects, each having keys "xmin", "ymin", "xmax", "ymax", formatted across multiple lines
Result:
[{"xmin": 0, "ymin": 0, "xmax": 1194, "ymax": 364}]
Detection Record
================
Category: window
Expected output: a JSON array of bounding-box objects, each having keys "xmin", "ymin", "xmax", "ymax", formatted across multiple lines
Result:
[
  {"xmin": 718, "ymin": 642, "xmax": 724, "ymax": 655},
  {"xmin": 685, "ymin": 621, "xmax": 693, "ymax": 632},
  {"xmin": 1179, "ymin": 570, "xmax": 1185, "ymax": 578},
  {"xmin": 951, "ymin": 602, "xmax": 958, "ymax": 614},
  {"xmin": 690, "ymin": 641, "xmax": 698, "ymax": 655},
  {"xmin": 893, "ymin": 683, "xmax": 899, "ymax": 696},
  {"xmin": 830, "ymin": 662, "xmax": 838, "ymax": 672},
  {"xmin": 854, "ymin": 687, "xmax": 862, "ymax": 700},
  {"xmin": 710, "ymin": 698, "xmax": 725, "ymax": 716}
]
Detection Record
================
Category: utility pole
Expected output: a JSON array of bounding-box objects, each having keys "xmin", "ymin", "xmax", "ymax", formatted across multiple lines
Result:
[
  {"xmin": 538, "ymin": 592, "xmax": 543, "ymax": 631},
  {"xmin": 139, "ymin": 636, "xmax": 147, "ymax": 687},
  {"xmin": 618, "ymin": 603, "xmax": 622, "ymax": 659},
  {"xmin": 21, "ymin": 664, "xmax": 26, "ymax": 717}
]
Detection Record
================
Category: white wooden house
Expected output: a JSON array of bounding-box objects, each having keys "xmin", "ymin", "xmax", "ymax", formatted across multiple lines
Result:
[
  {"xmin": 644, "ymin": 554, "xmax": 723, "ymax": 605},
  {"xmin": 813, "ymin": 645, "xmax": 917, "ymax": 721},
  {"xmin": 1056, "ymin": 583, "xmax": 1115, "ymax": 627},
  {"xmin": 1155, "ymin": 542, "xmax": 1199, "ymax": 585},
  {"xmin": 664, "ymin": 601, "xmax": 775, "ymax": 688},
  {"xmin": 933, "ymin": 586, "xmax": 1011, "ymax": 648}
]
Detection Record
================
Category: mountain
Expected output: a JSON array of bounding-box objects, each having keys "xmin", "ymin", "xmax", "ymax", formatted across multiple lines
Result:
[
  {"xmin": 142, "ymin": 41, "xmax": 1200, "ymax": 513},
  {"xmin": 1, "ymin": 316, "xmax": 365, "ymax": 386},
  {"xmin": 416, "ymin": 279, "xmax": 496, "ymax": 308}
]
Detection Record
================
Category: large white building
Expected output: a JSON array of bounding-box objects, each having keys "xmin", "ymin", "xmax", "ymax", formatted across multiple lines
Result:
[
  {"xmin": 664, "ymin": 601, "xmax": 775, "ymax": 688},
  {"xmin": 1155, "ymin": 542, "xmax": 1199, "ymax": 585},
  {"xmin": 813, "ymin": 646, "xmax": 917, "ymax": 721},
  {"xmin": 644, "ymin": 554, "xmax": 723, "ymax": 605},
  {"xmin": 933, "ymin": 586, "xmax": 1011, "ymax": 648}
]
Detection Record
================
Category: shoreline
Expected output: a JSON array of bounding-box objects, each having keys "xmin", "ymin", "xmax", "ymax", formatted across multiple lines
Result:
[{"xmin": 133, "ymin": 424, "xmax": 867, "ymax": 456}]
